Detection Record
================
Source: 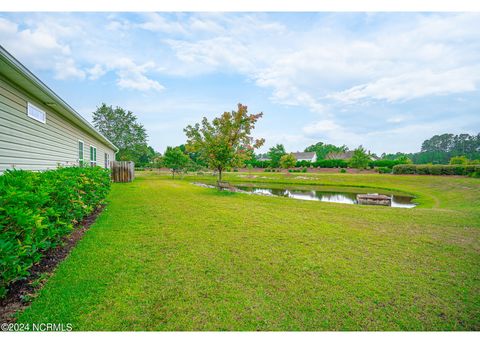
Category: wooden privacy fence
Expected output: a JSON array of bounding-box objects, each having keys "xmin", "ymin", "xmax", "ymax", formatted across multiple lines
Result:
[{"xmin": 111, "ymin": 161, "xmax": 135, "ymax": 183}]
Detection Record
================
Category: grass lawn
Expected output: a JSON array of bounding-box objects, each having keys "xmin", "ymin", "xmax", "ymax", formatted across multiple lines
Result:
[{"xmin": 17, "ymin": 171, "xmax": 480, "ymax": 330}]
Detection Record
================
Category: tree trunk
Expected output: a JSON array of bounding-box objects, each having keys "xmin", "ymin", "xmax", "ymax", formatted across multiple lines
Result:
[
  {"xmin": 172, "ymin": 170, "xmax": 175, "ymax": 179},
  {"xmin": 218, "ymin": 168, "xmax": 222, "ymax": 182}
]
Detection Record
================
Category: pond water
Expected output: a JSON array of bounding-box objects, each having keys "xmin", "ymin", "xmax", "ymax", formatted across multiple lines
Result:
[{"xmin": 234, "ymin": 185, "xmax": 416, "ymax": 208}]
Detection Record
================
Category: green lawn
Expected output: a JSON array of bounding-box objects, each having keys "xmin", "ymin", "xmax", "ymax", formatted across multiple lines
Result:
[{"xmin": 17, "ymin": 171, "xmax": 480, "ymax": 330}]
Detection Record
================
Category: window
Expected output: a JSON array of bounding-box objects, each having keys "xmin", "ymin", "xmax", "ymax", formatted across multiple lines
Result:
[
  {"xmin": 78, "ymin": 140, "xmax": 84, "ymax": 166},
  {"xmin": 27, "ymin": 102, "xmax": 46, "ymax": 123},
  {"xmin": 104, "ymin": 152, "xmax": 110, "ymax": 169},
  {"xmin": 90, "ymin": 146, "xmax": 97, "ymax": 167}
]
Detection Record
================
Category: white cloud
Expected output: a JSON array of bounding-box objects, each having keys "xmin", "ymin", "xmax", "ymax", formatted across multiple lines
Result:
[
  {"xmin": 87, "ymin": 64, "xmax": 107, "ymax": 80},
  {"xmin": 386, "ymin": 115, "xmax": 408, "ymax": 124},
  {"xmin": 302, "ymin": 119, "xmax": 363, "ymax": 148},
  {"xmin": 138, "ymin": 13, "xmax": 188, "ymax": 34},
  {"xmin": 165, "ymin": 36, "xmax": 255, "ymax": 75},
  {"xmin": 116, "ymin": 70, "xmax": 164, "ymax": 92},
  {"xmin": 0, "ymin": 17, "xmax": 70, "ymax": 61},
  {"xmin": 0, "ymin": 15, "xmax": 165, "ymax": 91},
  {"xmin": 110, "ymin": 58, "xmax": 164, "ymax": 92},
  {"xmin": 330, "ymin": 68, "xmax": 479, "ymax": 103},
  {"xmin": 157, "ymin": 13, "xmax": 480, "ymax": 114},
  {"xmin": 54, "ymin": 58, "xmax": 85, "ymax": 80},
  {"xmin": 7, "ymin": 12, "xmax": 479, "ymax": 106}
]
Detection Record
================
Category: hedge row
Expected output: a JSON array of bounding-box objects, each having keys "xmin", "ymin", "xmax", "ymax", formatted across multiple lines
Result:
[
  {"xmin": 0, "ymin": 167, "xmax": 111, "ymax": 298},
  {"xmin": 392, "ymin": 164, "xmax": 480, "ymax": 175},
  {"xmin": 369, "ymin": 160, "xmax": 404, "ymax": 168}
]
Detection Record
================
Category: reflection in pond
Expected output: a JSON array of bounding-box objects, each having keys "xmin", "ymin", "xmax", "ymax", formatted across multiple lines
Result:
[{"xmin": 235, "ymin": 185, "xmax": 416, "ymax": 208}]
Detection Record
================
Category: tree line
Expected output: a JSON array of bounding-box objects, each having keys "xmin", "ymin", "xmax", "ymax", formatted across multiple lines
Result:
[{"xmin": 383, "ymin": 133, "xmax": 480, "ymax": 164}]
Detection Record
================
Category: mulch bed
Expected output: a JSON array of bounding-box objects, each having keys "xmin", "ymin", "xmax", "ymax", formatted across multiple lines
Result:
[{"xmin": 0, "ymin": 205, "xmax": 106, "ymax": 324}]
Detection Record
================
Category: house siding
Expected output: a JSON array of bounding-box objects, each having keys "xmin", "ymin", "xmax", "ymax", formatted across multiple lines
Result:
[{"xmin": 0, "ymin": 75, "xmax": 115, "ymax": 173}]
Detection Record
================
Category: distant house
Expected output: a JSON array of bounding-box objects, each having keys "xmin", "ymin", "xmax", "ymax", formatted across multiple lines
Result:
[
  {"xmin": 257, "ymin": 157, "xmax": 271, "ymax": 162},
  {"xmin": 326, "ymin": 151, "xmax": 354, "ymax": 160},
  {"xmin": 0, "ymin": 46, "xmax": 118, "ymax": 173},
  {"xmin": 292, "ymin": 151, "xmax": 317, "ymax": 163}
]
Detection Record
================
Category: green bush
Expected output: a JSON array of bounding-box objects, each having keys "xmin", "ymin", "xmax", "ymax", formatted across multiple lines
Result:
[
  {"xmin": 339, "ymin": 168, "xmax": 346, "ymax": 173},
  {"xmin": 376, "ymin": 167, "xmax": 392, "ymax": 174},
  {"xmin": 449, "ymin": 156, "xmax": 469, "ymax": 165},
  {"xmin": 369, "ymin": 160, "xmax": 403, "ymax": 169},
  {"xmin": 0, "ymin": 167, "xmax": 111, "ymax": 298},
  {"xmin": 470, "ymin": 171, "xmax": 480, "ymax": 178},
  {"xmin": 301, "ymin": 167, "xmax": 307, "ymax": 173},
  {"xmin": 312, "ymin": 159, "xmax": 348, "ymax": 168},
  {"xmin": 392, "ymin": 164, "xmax": 417, "ymax": 174},
  {"xmin": 295, "ymin": 160, "xmax": 312, "ymax": 168},
  {"xmin": 392, "ymin": 164, "xmax": 480, "ymax": 176}
]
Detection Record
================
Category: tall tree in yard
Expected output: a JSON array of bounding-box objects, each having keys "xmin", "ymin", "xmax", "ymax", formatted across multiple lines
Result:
[
  {"xmin": 348, "ymin": 146, "xmax": 371, "ymax": 169},
  {"xmin": 163, "ymin": 147, "xmax": 190, "ymax": 179},
  {"xmin": 92, "ymin": 103, "xmax": 153, "ymax": 164},
  {"xmin": 267, "ymin": 144, "xmax": 286, "ymax": 168},
  {"xmin": 304, "ymin": 142, "xmax": 348, "ymax": 160},
  {"xmin": 184, "ymin": 104, "xmax": 264, "ymax": 182}
]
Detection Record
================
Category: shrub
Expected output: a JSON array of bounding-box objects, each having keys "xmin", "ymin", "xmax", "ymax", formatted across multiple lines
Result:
[
  {"xmin": 0, "ymin": 167, "xmax": 111, "ymax": 298},
  {"xmin": 252, "ymin": 160, "xmax": 270, "ymax": 168},
  {"xmin": 295, "ymin": 160, "xmax": 312, "ymax": 168},
  {"xmin": 301, "ymin": 167, "xmax": 307, "ymax": 173},
  {"xmin": 280, "ymin": 154, "xmax": 297, "ymax": 169},
  {"xmin": 369, "ymin": 160, "xmax": 403, "ymax": 169},
  {"xmin": 339, "ymin": 168, "xmax": 346, "ymax": 173},
  {"xmin": 449, "ymin": 156, "xmax": 469, "ymax": 165},
  {"xmin": 376, "ymin": 167, "xmax": 392, "ymax": 174},
  {"xmin": 264, "ymin": 168, "xmax": 270, "ymax": 172},
  {"xmin": 392, "ymin": 164, "xmax": 417, "ymax": 174},
  {"xmin": 313, "ymin": 159, "xmax": 348, "ymax": 168}
]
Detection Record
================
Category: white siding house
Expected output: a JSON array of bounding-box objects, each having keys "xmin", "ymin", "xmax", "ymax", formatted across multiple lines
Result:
[
  {"xmin": 0, "ymin": 46, "xmax": 118, "ymax": 173},
  {"xmin": 292, "ymin": 152, "xmax": 317, "ymax": 163}
]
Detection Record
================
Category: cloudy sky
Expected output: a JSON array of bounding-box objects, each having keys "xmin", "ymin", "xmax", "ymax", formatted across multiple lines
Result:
[{"xmin": 1, "ymin": 12, "xmax": 479, "ymax": 154}]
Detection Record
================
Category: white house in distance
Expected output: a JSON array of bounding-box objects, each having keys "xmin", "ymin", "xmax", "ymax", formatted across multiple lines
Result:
[
  {"xmin": 291, "ymin": 151, "xmax": 317, "ymax": 163},
  {"xmin": 0, "ymin": 46, "xmax": 118, "ymax": 173}
]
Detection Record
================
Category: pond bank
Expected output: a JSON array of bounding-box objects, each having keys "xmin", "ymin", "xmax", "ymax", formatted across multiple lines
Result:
[{"xmin": 192, "ymin": 182, "xmax": 417, "ymax": 208}]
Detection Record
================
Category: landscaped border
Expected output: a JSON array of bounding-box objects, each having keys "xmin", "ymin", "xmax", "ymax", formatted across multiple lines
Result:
[{"xmin": 0, "ymin": 205, "xmax": 106, "ymax": 324}]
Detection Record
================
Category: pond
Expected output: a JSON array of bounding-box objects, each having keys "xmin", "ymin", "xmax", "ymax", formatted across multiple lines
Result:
[{"xmin": 233, "ymin": 185, "xmax": 417, "ymax": 208}]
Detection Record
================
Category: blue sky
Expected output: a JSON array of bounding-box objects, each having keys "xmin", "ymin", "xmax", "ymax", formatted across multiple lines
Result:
[{"xmin": 1, "ymin": 12, "xmax": 479, "ymax": 154}]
